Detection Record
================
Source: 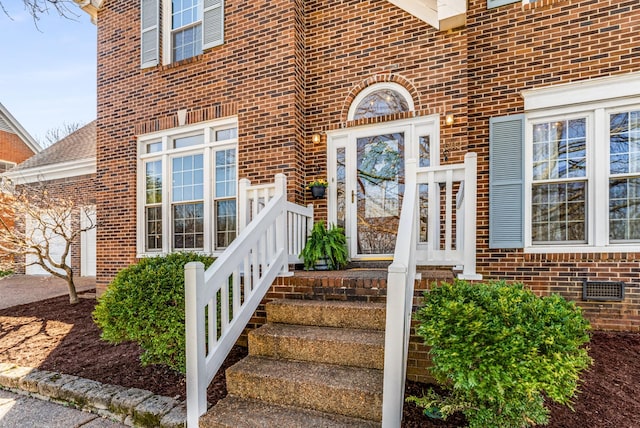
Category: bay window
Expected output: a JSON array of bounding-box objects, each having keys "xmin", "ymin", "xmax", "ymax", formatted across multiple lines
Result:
[{"xmin": 138, "ymin": 119, "xmax": 237, "ymax": 255}]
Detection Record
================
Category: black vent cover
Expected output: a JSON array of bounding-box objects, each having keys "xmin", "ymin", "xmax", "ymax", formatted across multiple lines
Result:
[{"xmin": 582, "ymin": 281, "xmax": 625, "ymax": 301}]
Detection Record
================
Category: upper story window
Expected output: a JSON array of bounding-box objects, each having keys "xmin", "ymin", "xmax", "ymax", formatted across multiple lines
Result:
[
  {"xmin": 137, "ymin": 118, "xmax": 237, "ymax": 255},
  {"xmin": 172, "ymin": 0, "xmax": 202, "ymax": 61},
  {"xmin": 140, "ymin": 0, "xmax": 225, "ymax": 68}
]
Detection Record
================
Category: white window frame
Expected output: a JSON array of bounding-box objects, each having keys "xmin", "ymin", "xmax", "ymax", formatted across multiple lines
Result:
[
  {"xmin": 347, "ymin": 82, "xmax": 415, "ymax": 121},
  {"xmin": 162, "ymin": 0, "xmax": 225, "ymax": 65},
  {"xmin": 0, "ymin": 160, "xmax": 16, "ymax": 173},
  {"xmin": 137, "ymin": 117, "xmax": 238, "ymax": 257},
  {"xmin": 522, "ymin": 72, "xmax": 640, "ymax": 253}
]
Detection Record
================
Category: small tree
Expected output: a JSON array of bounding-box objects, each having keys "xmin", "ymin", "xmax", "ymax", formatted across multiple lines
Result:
[
  {"xmin": 0, "ymin": 177, "xmax": 96, "ymax": 304},
  {"xmin": 38, "ymin": 121, "xmax": 84, "ymax": 148}
]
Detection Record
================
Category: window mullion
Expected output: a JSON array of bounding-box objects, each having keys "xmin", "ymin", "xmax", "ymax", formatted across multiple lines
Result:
[
  {"xmin": 593, "ymin": 108, "xmax": 608, "ymax": 247},
  {"xmin": 162, "ymin": 152, "xmax": 170, "ymax": 253},
  {"xmin": 203, "ymin": 146, "xmax": 212, "ymax": 253}
]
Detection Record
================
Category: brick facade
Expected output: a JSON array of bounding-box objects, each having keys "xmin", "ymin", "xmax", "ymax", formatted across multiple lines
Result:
[
  {"xmin": 466, "ymin": 0, "xmax": 640, "ymax": 331},
  {"xmin": 94, "ymin": 0, "xmax": 640, "ymax": 344},
  {"xmin": 0, "ymin": 129, "xmax": 38, "ymax": 269},
  {"xmin": 0, "ymin": 130, "xmax": 35, "ymax": 165}
]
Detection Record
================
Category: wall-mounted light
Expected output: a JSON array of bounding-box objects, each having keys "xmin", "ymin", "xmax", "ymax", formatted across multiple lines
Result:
[
  {"xmin": 445, "ymin": 112, "xmax": 455, "ymax": 126},
  {"xmin": 311, "ymin": 133, "xmax": 322, "ymax": 144}
]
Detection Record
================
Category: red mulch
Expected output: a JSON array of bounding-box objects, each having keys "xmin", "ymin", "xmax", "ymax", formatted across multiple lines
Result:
[{"xmin": 1, "ymin": 290, "xmax": 639, "ymax": 427}]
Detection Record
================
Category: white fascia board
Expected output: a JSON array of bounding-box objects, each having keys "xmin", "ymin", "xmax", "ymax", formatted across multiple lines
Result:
[
  {"xmin": 0, "ymin": 102, "xmax": 42, "ymax": 154},
  {"xmin": 522, "ymin": 71, "xmax": 640, "ymax": 112},
  {"xmin": 73, "ymin": 0, "xmax": 103, "ymax": 22},
  {"xmin": 387, "ymin": 0, "xmax": 466, "ymax": 31},
  {"xmin": 3, "ymin": 158, "xmax": 96, "ymax": 185}
]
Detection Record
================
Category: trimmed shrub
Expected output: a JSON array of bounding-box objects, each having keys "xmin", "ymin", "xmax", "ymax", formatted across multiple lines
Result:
[
  {"xmin": 93, "ymin": 252, "xmax": 215, "ymax": 374},
  {"xmin": 408, "ymin": 280, "xmax": 592, "ymax": 428}
]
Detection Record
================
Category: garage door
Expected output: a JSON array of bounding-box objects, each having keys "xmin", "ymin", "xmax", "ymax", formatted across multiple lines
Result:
[
  {"xmin": 25, "ymin": 214, "xmax": 70, "ymax": 275},
  {"xmin": 81, "ymin": 206, "xmax": 96, "ymax": 277}
]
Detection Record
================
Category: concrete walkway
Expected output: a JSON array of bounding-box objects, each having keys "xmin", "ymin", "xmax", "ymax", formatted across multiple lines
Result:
[
  {"xmin": 0, "ymin": 389, "xmax": 124, "ymax": 428},
  {"xmin": 0, "ymin": 275, "xmax": 96, "ymax": 309}
]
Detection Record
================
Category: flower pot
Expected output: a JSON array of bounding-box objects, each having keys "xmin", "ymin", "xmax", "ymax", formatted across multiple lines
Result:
[{"xmin": 310, "ymin": 185, "xmax": 326, "ymax": 198}]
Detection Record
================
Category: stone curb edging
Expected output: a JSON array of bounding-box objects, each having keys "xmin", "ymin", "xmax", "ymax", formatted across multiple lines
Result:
[{"xmin": 0, "ymin": 362, "xmax": 186, "ymax": 427}]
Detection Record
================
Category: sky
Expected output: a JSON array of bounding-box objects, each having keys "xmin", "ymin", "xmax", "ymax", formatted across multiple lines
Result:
[{"xmin": 0, "ymin": 2, "xmax": 97, "ymax": 146}]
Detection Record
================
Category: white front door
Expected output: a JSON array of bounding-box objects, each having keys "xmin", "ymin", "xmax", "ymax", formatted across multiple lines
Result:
[{"xmin": 328, "ymin": 116, "xmax": 439, "ymax": 259}]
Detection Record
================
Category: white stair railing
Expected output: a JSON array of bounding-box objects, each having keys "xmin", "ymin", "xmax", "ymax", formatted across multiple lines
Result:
[
  {"xmin": 382, "ymin": 159, "xmax": 418, "ymax": 428},
  {"xmin": 382, "ymin": 152, "xmax": 480, "ymax": 427},
  {"xmin": 415, "ymin": 152, "xmax": 480, "ymax": 280},
  {"xmin": 185, "ymin": 173, "xmax": 313, "ymax": 427}
]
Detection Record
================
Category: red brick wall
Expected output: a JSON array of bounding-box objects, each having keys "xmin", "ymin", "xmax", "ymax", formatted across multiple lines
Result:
[
  {"xmin": 0, "ymin": 130, "xmax": 35, "ymax": 165},
  {"xmin": 466, "ymin": 0, "xmax": 640, "ymax": 331},
  {"xmin": 0, "ymin": 131, "xmax": 36, "ymax": 269},
  {"xmin": 95, "ymin": 0, "xmax": 307, "ymax": 292},
  {"xmin": 94, "ymin": 0, "xmax": 640, "ymax": 331}
]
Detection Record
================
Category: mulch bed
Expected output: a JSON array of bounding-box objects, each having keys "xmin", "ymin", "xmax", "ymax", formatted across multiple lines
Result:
[{"xmin": 1, "ymin": 290, "xmax": 639, "ymax": 427}]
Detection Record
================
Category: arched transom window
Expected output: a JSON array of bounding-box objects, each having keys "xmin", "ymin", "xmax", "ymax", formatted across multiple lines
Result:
[{"xmin": 348, "ymin": 83, "xmax": 414, "ymax": 120}]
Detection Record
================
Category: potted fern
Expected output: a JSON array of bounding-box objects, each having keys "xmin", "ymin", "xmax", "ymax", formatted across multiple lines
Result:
[{"xmin": 300, "ymin": 221, "xmax": 348, "ymax": 270}]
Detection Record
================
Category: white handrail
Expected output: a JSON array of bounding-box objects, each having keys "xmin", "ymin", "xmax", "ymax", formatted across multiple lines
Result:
[
  {"xmin": 382, "ymin": 152, "xmax": 480, "ymax": 427},
  {"xmin": 382, "ymin": 159, "xmax": 418, "ymax": 427},
  {"xmin": 185, "ymin": 174, "xmax": 313, "ymax": 427}
]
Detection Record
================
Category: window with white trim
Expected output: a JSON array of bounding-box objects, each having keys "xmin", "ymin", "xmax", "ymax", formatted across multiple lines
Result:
[
  {"xmin": 138, "ymin": 119, "xmax": 237, "ymax": 255},
  {"xmin": 524, "ymin": 98, "xmax": 640, "ymax": 251},
  {"xmin": 141, "ymin": 0, "xmax": 224, "ymax": 67},
  {"xmin": 0, "ymin": 160, "xmax": 16, "ymax": 173}
]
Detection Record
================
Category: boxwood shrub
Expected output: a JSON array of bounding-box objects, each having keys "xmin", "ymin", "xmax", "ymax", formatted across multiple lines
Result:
[
  {"xmin": 93, "ymin": 252, "xmax": 215, "ymax": 374},
  {"xmin": 408, "ymin": 280, "xmax": 592, "ymax": 428}
]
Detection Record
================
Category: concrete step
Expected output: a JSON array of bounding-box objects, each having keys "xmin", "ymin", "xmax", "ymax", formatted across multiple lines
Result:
[
  {"xmin": 248, "ymin": 323, "xmax": 384, "ymax": 369},
  {"xmin": 201, "ymin": 396, "xmax": 380, "ymax": 428},
  {"xmin": 225, "ymin": 356, "xmax": 383, "ymax": 422},
  {"xmin": 266, "ymin": 299, "xmax": 385, "ymax": 331}
]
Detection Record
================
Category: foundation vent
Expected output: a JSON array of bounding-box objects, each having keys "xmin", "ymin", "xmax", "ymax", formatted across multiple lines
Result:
[{"xmin": 582, "ymin": 281, "xmax": 625, "ymax": 302}]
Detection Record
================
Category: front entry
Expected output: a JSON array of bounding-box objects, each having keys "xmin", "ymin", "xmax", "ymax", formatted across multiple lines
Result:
[
  {"xmin": 328, "ymin": 117, "xmax": 439, "ymax": 259},
  {"xmin": 356, "ymin": 132, "xmax": 404, "ymax": 255}
]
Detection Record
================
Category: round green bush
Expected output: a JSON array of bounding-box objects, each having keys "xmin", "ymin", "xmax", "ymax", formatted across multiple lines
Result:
[
  {"xmin": 408, "ymin": 280, "xmax": 592, "ymax": 428},
  {"xmin": 93, "ymin": 252, "xmax": 215, "ymax": 374}
]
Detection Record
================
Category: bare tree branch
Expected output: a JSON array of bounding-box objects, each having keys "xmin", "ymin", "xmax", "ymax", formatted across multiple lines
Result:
[{"xmin": 0, "ymin": 177, "xmax": 97, "ymax": 304}]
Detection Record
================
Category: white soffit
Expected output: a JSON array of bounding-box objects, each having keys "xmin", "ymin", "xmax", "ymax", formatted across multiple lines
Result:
[
  {"xmin": 73, "ymin": 0, "xmax": 103, "ymax": 22},
  {"xmin": 387, "ymin": 0, "xmax": 466, "ymax": 31},
  {"xmin": 522, "ymin": 71, "xmax": 640, "ymax": 112},
  {"xmin": 3, "ymin": 158, "xmax": 96, "ymax": 185}
]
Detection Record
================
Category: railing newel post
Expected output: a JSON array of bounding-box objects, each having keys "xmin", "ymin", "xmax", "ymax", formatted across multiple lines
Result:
[{"xmin": 185, "ymin": 261, "xmax": 206, "ymax": 428}]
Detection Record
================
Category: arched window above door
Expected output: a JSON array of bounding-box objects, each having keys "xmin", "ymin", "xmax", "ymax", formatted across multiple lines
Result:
[{"xmin": 348, "ymin": 83, "xmax": 414, "ymax": 121}]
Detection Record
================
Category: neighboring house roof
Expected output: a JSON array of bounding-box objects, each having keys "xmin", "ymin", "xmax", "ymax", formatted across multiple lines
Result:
[
  {"xmin": 0, "ymin": 102, "xmax": 42, "ymax": 155},
  {"xmin": 4, "ymin": 121, "xmax": 96, "ymax": 185}
]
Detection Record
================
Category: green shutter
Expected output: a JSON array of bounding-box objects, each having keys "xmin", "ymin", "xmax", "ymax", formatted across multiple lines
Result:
[
  {"xmin": 203, "ymin": 0, "xmax": 224, "ymax": 49},
  {"xmin": 489, "ymin": 115, "xmax": 525, "ymax": 249},
  {"xmin": 141, "ymin": 0, "xmax": 159, "ymax": 68},
  {"xmin": 487, "ymin": 0, "xmax": 520, "ymax": 8}
]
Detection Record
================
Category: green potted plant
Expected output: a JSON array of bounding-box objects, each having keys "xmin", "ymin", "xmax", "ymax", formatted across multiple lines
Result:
[
  {"xmin": 300, "ymin": 221, "xmax": 348, "ymax": 270},
  {"xmin": 305, "ymin": 178, "xmax": 328, "ymax": 198}
]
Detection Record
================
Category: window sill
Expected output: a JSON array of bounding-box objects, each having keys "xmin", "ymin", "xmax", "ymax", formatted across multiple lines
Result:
[
  {"xmin": 160, "ymin": 54, "xmax": 205, "ymax": 72},
  {"xmin": 524, "ymin": 244, "xmax": 640, "ymax": 254}
]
